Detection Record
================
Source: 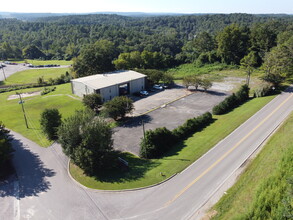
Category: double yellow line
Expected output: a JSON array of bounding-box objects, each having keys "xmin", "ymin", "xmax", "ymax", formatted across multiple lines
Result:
[{"xmin": 165, "ymin": 93, "xmax": 293, "ymax": 207}]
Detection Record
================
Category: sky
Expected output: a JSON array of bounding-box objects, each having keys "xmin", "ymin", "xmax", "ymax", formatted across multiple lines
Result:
[{"xmin": 2, "ymin": 0, "xmax": 293, "ymax": 14}]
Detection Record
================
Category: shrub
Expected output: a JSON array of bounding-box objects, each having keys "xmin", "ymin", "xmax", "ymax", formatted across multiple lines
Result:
[
  {"xmin": 139, "ymin": 127, "xmax": 176, "ymax": 159},
  {"xmin": 253, "ymin": 83, "xmax": 272, "ymax": 97},
  {"xmin": 103, "ymin": 96, "xmax": 134, "ymax": 120},
  {"xmin": 173, "ymin": 112, "xmax": 213, "ymax": 139},
  {"xmin": 40, "ymin": 108, "xmax": 62, "ymax": 140},
  {"xmin": 82, "ymin": 93, "xmax": 102, "ymax": 112},
  {"xmin": 139, "ymin": 112, "xmax": 213, "ymax": 159},
  {"xmin": 212, "ymin": 85, "xmax": 250, "ymax": 115},
  {"xmin": 41, "ymin": 87, "xmax": 56, "ymax": 95}
]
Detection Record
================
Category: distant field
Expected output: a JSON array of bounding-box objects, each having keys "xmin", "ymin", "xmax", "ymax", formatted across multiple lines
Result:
[
  {"xmin": 4, "ymin": 67, "xmax": 70, "ymax": 85},
  {"xmin": 11, "ymin": 59, "xmax": 72, "ymax": 65},
  {"xmin": 0, "ymin": 83, "xmax": 83, "ymax": 146},
  {"xmin": 212, "ymin": 112, "xmax": 293, "ymax": 220}
]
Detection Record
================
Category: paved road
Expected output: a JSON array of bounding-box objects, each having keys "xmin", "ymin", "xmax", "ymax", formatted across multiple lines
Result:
[{"xmin": 0, "ymin": 87, "xmax": 292, "ymax": 220}]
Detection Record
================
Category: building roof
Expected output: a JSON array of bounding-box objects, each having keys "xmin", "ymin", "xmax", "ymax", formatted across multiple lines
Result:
[{"xmin": 71, "ymin": 70, "xmax": 146, "ymax": 89}]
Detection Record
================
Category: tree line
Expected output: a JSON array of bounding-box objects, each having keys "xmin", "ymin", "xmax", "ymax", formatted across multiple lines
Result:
[{"xmin": 0, "ymin": 13, "xmax": 292, "ymax": 66}]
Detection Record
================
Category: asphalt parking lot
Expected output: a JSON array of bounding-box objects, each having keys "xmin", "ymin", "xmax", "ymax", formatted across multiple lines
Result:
[{"xmin": 113, "ymin": 87, "xmax": 228, "ymax": 155}]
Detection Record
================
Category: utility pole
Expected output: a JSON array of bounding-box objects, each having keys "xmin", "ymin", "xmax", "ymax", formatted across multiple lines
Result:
[
  {"xmin": 1, "ymin": 65, "xmax": 6, "ymax": 81},
  {"xmin": 17, "ymin": 93, "xmax": 29, "ymax": 129}
]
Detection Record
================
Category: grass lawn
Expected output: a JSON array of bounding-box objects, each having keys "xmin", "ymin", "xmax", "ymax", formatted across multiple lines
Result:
[
  {"xmin": 211, "ymin": 112, "xmax": 293, "ymax": 219},
  {"xmin": 70, "ymin": 95, "xmax": 276, "ymax": 190},
  {"xmin": 4, "ymin": 68, "xmax": 70, "ymax": 85},
  {"xmin": 9, "ymin": 59, "xmax": 72, "ymax": 65},
  {"xmin": 0, "ymin": 83, "xmax": 83, "ymax": 147}
]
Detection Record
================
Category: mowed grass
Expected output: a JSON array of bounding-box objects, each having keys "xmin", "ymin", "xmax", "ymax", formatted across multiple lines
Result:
[
  {"xmin": 211, "ymin": 112, "xmax": 293, "ymax": 219},
  {"xmin": 0, "ymin": 83, "xmax": 83, "ymax": 146},
  {"xmin": 4, "ymin": 67, "xmax": 70, "ymax": 85},
  {"xmin": 70, "ymin": 95, "xmax": 276, "ymax": 190},
  {"xmin": 12, "ymin": 59, "xmax": 72, "ymax": 65}
]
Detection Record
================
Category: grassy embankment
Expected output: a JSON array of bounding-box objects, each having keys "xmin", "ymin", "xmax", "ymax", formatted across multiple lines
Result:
[
  {"xmin": 0, "ymin": 83, "xmax": 83, "ymax": 146},
  {"xmin": 4, "ymin": 67, "xmax": 70, "ymax": 85},
  {"xmin": 211, "ymin": 112, "xmax": 293, "ymax": 219},
  {"xmin": 70, "ymin": 95, "xmax": 276, "ymax": 190}
]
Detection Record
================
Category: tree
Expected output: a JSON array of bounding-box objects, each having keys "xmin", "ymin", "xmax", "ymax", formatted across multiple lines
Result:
[
  {"xmin": 82, "ymin": 93, "xmax": 103, "ymax": 112},
  {"xmin": 103, "ymin": 96, "xmax": 134, "ymax": 120},
  {"xmin": 40, "ymin": 108, "xmax": 62, "ymax": 140},
  {"xmin": 250, "ymin": 22, "xmax": 278, "ymax": 61},
  {"xmin": 113, "ymin": 51, "xmax": 143, "ymax": 70},
  {"xmin": 162, "ymin": 72, "xmax": 174, "ymax": 85},
  {"xmin": 22, "ymin": 45, "xmax": 45, "ymax": 59},
  {"xmin": 137, "ymin": 69, "xmax": 164, "ymax": 85},
  {"xmin": 0, "ymin": 122, "xmax": 14, "ymax": 170},
  {"xmin": 58, "ymin": 110, "xmax": 113, "ymax": 175},
  {"xmin": 72, "ymin": 40, "xmax": 117, "ymax": 78},
  {"xmin": 182, "ymin": 76, "xmax": 193, "ymax": 89},
  {"xmin": 200, "ymin": 78, "xmax": 212, "ymax": 91},
  {"xmin": 240, "ymin": 51, "xmax": 258, "ymax": 87},
  {"xmin": 216, "ymin": 24, "xmax": 250, "ymax": 64},
  {"xmin": 261, "ymin": 41, "xmax": 293, "ymax": 87}
]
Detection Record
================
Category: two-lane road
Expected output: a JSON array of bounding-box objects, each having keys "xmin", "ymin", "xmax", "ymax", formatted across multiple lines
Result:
[{"xmin": 1, "ymin": 87, "xmax": 292, "ymax": 220}]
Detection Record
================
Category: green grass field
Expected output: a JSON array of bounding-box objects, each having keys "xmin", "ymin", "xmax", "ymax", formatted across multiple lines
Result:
[
  {"xmin": 166, "ymin": 63, "xmax": 238, "ymax": 80},
  {"xmin": 4, "ymin": 68, "xmax": 70, "ymax": 85},
  {"xmin": 211, "ymin": 112, "xmax": 293, "ymax": 219},
  {"xmin": 70, "ymin": 95, "xmax": 276, "ymax": 190},
  {"xmin": 0, "ymin": 83, "xmax": 83, "ymax": 146},
  {"xmin": 10, "ymin": 59, "xmax": 72, "ymax": 65}
]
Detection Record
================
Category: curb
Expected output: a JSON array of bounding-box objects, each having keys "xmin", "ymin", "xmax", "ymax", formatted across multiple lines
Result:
[{"xmin": 67, "ymin": 159, "xmax": 178, "ymax": 193}]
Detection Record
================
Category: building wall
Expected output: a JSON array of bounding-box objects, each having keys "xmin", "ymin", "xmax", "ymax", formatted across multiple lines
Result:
[
  {"xmin": 71, "ymin": 81, "xmax": 94, "ymax": 97},
  {"xmin": 100, "ymin": 85, "xmax": 119, "ymax": 102},
  {"xmin": 130, "ymin": 77, "xmax": 145, "ymax": 93},
  {"xmin": 71, "ymin": 76, "xmax": 145, "ymax": 101}
]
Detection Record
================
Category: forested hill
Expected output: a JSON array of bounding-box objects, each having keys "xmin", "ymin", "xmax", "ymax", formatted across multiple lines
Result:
[{"xmin": 0, "ymin": 13, "xmax": 292, "ymax": 61}]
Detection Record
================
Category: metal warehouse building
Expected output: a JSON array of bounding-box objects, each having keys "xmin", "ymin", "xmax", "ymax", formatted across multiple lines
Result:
[{"xmin": 71, "ymin": 70, "xmax": 146, "ymax": 101}]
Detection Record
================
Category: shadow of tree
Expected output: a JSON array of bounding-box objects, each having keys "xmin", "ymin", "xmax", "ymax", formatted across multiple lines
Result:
[
  {"xmin": 89, "ymin": 152, "xmax": 160, "ymax": 184},
  {"xmin": 119, "ymin": 114, "xmax": 152, "ymax": 129},
  {"xmin": 0, "ymin": 138, "xmax": 55, "ymax": 198}
]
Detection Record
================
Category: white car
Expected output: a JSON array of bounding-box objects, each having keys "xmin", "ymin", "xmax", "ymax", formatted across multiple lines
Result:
[
  {"xmin": 153, "ymin": 84, "xmax": 164, "ymax": 90},
  {"xmin": 140, "ymin": 90, "xmax": 149, "ymax": 96}
]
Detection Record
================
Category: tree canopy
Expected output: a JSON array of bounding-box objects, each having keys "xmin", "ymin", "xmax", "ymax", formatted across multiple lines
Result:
[{"xmin": 58, "ymin": 110, "xmax": 113, "ymax": 175}]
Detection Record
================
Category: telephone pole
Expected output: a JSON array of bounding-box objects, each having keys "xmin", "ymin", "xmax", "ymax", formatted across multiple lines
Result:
[
  {"xmin": 17, "ymin": 93, "xmax": 29, "ymax": 129},
  {"xmin": 1, "ymin": 63, "xmax": 6, "ymax": 81}
]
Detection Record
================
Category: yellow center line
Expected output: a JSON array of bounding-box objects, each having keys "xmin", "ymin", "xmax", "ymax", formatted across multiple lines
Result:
[{"xmin": 165, "ymin": 93, "xmax": 293, "ymax": 207}]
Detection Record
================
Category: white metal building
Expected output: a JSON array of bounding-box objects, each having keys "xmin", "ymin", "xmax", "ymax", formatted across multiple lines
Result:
[{"xmin": 71, "ymin": 70, "xmax": 146, "ymax": 101}]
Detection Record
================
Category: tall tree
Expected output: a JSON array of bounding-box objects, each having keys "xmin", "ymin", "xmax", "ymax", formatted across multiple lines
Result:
[
  {"xmin": 72, "ymin": 40, "xmax": 117, "ymax": 78},
  {"xmin": 22, "ymin": 45, "xmax": 45, "ymax": 59},
  {"xmin": 261, "ymin": 40, "xmax": 293, "ymax": 87},
  {"xmin": 240, "ymin": 51, "xmax": 258, "ymax": 87},
  {"xmin": 216, "ymin": 24, "xmax": 250, "ymax": 64},
  {"xmin": 58, "ymin": 110, "xmax": 113, "ymax": 175}
]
